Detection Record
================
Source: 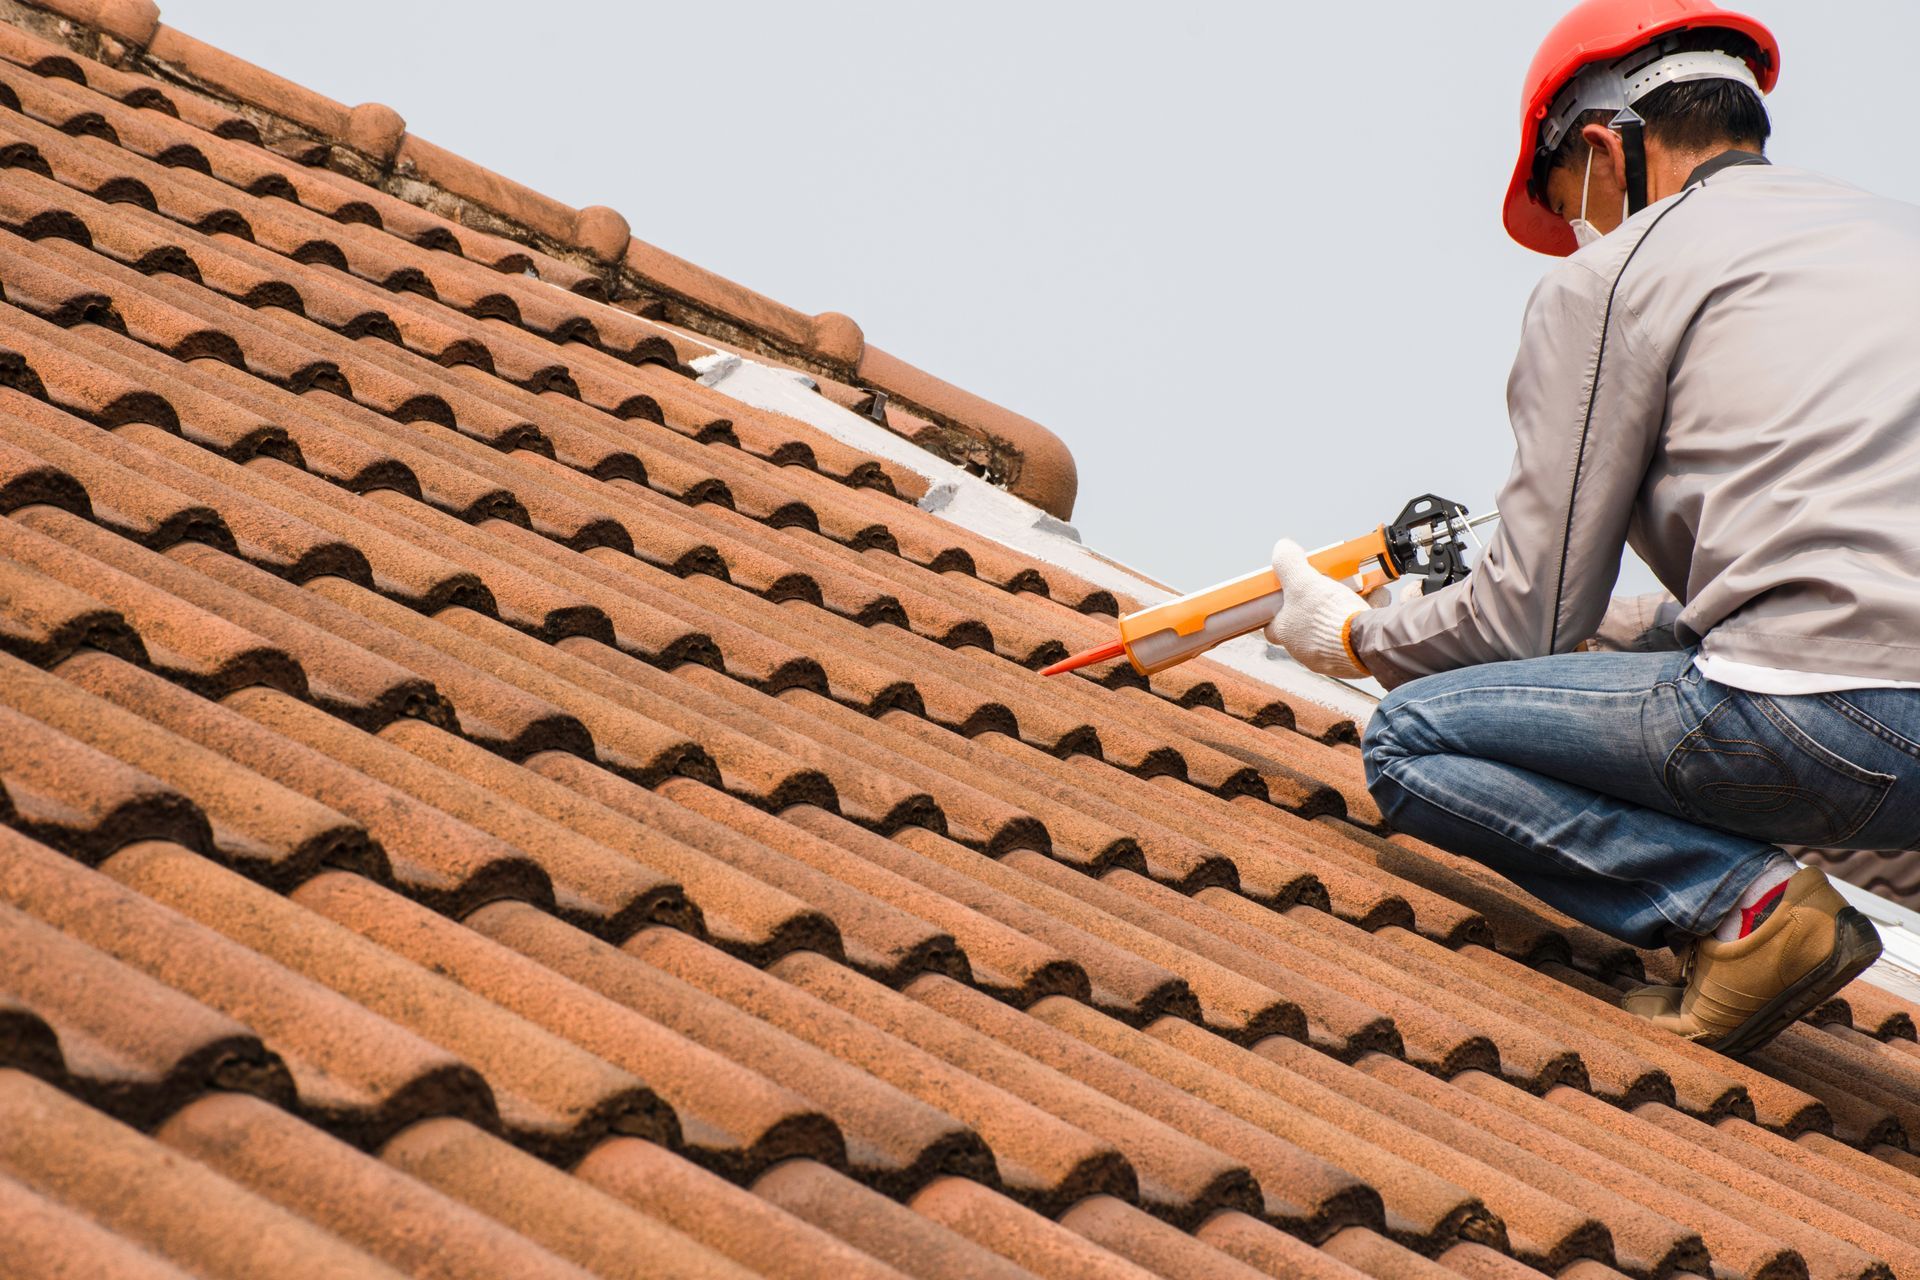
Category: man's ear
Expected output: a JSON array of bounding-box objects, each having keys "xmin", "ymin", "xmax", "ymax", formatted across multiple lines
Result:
[{"xmin": 1579, "ymin": 122, "xmax": 1629, "ymax": 196}]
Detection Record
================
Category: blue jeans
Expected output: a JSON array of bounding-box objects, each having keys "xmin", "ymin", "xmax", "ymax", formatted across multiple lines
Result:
[{"xmin": 1362, "ymin": 648, "xmax": 1920, "ymax": 947}]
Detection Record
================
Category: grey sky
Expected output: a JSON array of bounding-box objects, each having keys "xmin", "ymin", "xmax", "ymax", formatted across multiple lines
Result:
[{"xmin": 162, "ymin": 0, "xmax": 1919, "ymax": 597}]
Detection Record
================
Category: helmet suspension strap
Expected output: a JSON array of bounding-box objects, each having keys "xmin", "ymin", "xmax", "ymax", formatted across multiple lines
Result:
[{"xmin": 1611, "ymin": 104, "xmax": 1649, "ymax": 215}]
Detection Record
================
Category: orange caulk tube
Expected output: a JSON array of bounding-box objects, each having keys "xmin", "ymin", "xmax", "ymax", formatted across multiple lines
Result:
[{"xmin": 1042, "ymin": 527, "xmax": 1395, "ymax": 678}]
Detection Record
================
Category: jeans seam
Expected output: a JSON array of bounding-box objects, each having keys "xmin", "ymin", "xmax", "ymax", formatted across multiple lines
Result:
[
  {"xmin": 1750, "ymin": 693, "xmax": 1898, "ymax": 787},
  {"xmin": 1822, "ymin": 693, "xmax": 1920, "ymax": 760},
  {"xmin": 1660, "ymin": 688, "xmax": 1742, "ymax": 826},
  {"xmin": 1371, "ymin": 758, "xmax": 1689, "ymax": 934}
]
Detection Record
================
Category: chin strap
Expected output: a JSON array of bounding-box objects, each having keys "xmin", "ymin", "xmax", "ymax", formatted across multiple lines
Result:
[{"xmin": 1612, "ymin": 105, "xmax": 1649, "ymax": 215}]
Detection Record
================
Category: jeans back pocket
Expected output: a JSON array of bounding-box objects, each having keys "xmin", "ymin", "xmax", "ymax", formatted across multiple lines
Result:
[{"xmin": 1664, "ymin": 690, "xmax": 1895, "ymax": 847}]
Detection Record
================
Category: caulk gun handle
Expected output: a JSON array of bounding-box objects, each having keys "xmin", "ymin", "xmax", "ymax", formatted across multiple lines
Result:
[
  {"xmin": 1307, "ymin": 526, "xmax": 1393, "ymax": 582},
  {"xmin": 1115, "ymin": 538, "xmax": 1389, "ymax": 676}
]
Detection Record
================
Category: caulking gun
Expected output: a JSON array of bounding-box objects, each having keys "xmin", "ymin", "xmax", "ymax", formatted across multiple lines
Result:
[{"xmin": 1042, "ymin": 495, "xmax": 1502, "ymax": 678}]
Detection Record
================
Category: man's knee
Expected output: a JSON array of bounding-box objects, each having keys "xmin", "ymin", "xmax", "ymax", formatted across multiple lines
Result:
[
  {"xmin": 1361, "ymin": 680, "xmax": 1443, "ymax": 826},
  {"xmin": 1360, "ymin": 681, "xmax": 1419, "ymax": 777}
]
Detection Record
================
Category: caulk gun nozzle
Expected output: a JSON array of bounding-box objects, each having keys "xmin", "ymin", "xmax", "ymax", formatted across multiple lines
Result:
[{"xmin": 1040, "ymin": 639, "xmax": 1127, "ymax": 677}]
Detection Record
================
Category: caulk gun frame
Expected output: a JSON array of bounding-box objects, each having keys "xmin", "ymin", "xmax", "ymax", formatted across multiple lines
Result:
[{"xmin": 1384, "ymin": 494, "xmax": 1484, "ymax": 590}]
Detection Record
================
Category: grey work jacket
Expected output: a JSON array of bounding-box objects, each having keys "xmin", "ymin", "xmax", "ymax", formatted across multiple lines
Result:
[{"xmin": 1352, "ymin": 155, "xmax": 1920, "ymax": 690}]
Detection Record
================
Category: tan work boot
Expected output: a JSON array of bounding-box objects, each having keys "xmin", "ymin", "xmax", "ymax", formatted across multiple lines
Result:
[{"xmin": 1622, "ymin": 866, "xmax": 1881, "ymax": 1057}]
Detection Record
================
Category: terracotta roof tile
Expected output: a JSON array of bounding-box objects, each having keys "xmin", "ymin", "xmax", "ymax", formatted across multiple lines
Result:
[
  {"xmin": 753, "ymin": 1159, "xmax": 1034, "ymax": 1280},
  {"xmin": 154, "ymin": 1092, "xmax": 594, "ymax": 1280},
  {"xmin": 910, "ymin": 1175, "xmax": 1159, "ymax": 1279},
  {"xmin": 888, "ymin": 828, "xmax": 1196, "ymax": 1023},
  {"xmin": 1057, "ymin": 1195, "xmax": 1278, "ymax": 1278},
  {"xmin": 0, "ymin": 1164, "xmax": 200, "ymax": 1280},
  {"xmin": 1196, "ymin": 1214, "xmax": 1376, "ymax": 1277},
  {"xmin": 0, "ymin": 1068, "xmax": 404, "ymax": 1279},
  {"xmin": 908, "ymin": 974, "xmax": 1377, "ymax": 1238},
  {"xmin": 0, "ymin": 830, "xmax": 490, "ymax": 1144},
  {"xmin": 382, "ymin": 721, "xmax": 827, "ymax": 959},
  {"xmin": 5, "ymin": 648, "xmax": 372, "ymax": 881},
  {"xmin": 106, "ymin": 840, "xmax": 675, "ymax": 1161},
  {"xmin": 0, "ymin": 900, "xmax": 288, "ymax": 1122},
  {"xmin": 232, "ymin": 688, "xmax": 689, "ymax": 937},
  {"xmin": 634, "ymin": 930, "xmax": 1131, "ymax": 1210},
  {"xmin": 576, "ymin": 1138, "xmax": 912, "ymax": 1280},
  {"xmin": 20, "ymin": 510, "xmax": 444, "ymax": 727},
  {"xmin": 4, "ymin": 10, "xmax": 1919, "ymax": 1273},
  {"xmin": 0, "ymin": 698, "xmax": 209, "ymax": 858},
  {"xmin": 1029, "ymin": 998, "xmax": 1476, "ymax": 1247},
  {"xmin": 1635, "ymin": 1102, "xmax": 1920, "ymax": 1276},
  {"xmin": 378, "ymin": 1117, "xmax": 756, "ymax": 1280},
  {"xmin": 475, "ymin": 904, "xmax": 989, "ymax": 1195},
  {"xmin": 0, "ymin": 395, "xmax": 222, "ymax": 544},
  {"xmin": 1439, "ymin": 1066, "xmax": 1854, "ymax": 1280},
  {"xmin": 778, "ymin": 804, "xmax": 1089, "ymax": 1004},
  {"xmin": 297, "ymin": 870, "xmax": 838, "ymax": 1178},
  {"xmin": 2, "ymin": 508, "xmax": 302, "ymax": 694}
]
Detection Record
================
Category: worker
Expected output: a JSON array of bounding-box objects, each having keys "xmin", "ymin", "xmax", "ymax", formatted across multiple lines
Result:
[{"xmin": 1263, "ymin": 0, "xmax": 1915, "ymax": 1058}]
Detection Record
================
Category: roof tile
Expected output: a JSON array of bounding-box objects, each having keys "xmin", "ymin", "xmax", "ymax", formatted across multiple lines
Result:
[
  {"xmin": 910, "ymin": 1175, "xmax": 1159, "ymax": 1280},
  {"xmin": 0, "ymin": 901, "xmax": 289, "ymax": 1123},
  {"xmin": 0, "ymin": 400, "xmax": 224, "ymax": 544},
  {"xmin": 0, "ymin": 828, "xmax": 489, "ymax": 1143},
  {"xmin": 5, "ymin": 648, "xmax": 373, "ymax": 881},
  {"xmin": 2, "ymin": 507, "xmax": 304, "ymax": 694},
  {"xmin": 474, "ymin": 902, "xmax": 990, "ymax": 1196},
  {"xmin": 576, "ymin": 1137, "xmax": 912, "ymax": 1280},
  {"xmin": 377, "ymin": 1116, "xmax": 755, "ymax": 1280},
  {"xmin": 1030, "ymin": 997, "xmax": 1477, "ymax": 1249},
  {"xmin": 104, "ymin": 840, "xmax": 675, "ymax": 1161},
  {"xmin": 297, "ymin": 870, "xmax": 838, "ymax": 1178},
  {"xmin": 0, "ymin": 1164, "xmax": 198, "ymax": 1280},
  {"xmin": 62, "ymin": 653, "xmax": 552, "ymax": 914},
  {"xmin": 155, "ymin": 1092, "xmax": 593, "ymax": 1280},
  {"xmin": 0, "ymin": 1068, "xmax": 401, "ymax": 1279},
  {"xmin": 631, "ymin": 929, "xmax": 1138, "ymax": 1213},
  {"xmin": 2, "ymin": 13, "xmax": 1916, "ymax": 1274},
  {"xmin": 752, "ymin": 1158, "xmax": 1034, "ymax": 1280},
  {"xmin": 231, "ymin": 686, "xmax": 689, "ymax": 937},
  {"xmin": 20, "ymin": 509, "xmax": 443, "ymax": 727}
]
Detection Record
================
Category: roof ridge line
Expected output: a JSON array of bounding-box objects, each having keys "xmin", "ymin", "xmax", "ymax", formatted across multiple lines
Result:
[{"xmin": 16, "ymin": 0, "xmax": 1080, "ymax": 516}]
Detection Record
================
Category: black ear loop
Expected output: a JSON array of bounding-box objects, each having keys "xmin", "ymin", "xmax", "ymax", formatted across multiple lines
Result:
[{"xmin": 1611, "ymin": 104, "xmax": 1649, "ymax": 214}]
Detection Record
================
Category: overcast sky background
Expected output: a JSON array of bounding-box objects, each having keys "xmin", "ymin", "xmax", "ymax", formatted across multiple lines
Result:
[{"xmin": 164, "ymin": 1, "xmax": 1920, "ymax": 596}]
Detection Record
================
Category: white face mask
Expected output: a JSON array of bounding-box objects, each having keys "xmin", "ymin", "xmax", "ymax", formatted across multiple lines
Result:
[{"xmin": 1567, "ymin": 146, "xmax": 1629, "ymax": 249}]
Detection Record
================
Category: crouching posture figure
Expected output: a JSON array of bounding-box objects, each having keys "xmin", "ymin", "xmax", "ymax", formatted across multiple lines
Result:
[{"xmin": 1265, "ymin": 0, "xmax": 1915, "ymax": 1056}]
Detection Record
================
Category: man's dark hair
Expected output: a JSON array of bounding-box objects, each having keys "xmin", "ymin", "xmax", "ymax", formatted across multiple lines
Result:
[{"xmin": 1533, "ymin": 29, "xmax": 1771, "ymax": 197}]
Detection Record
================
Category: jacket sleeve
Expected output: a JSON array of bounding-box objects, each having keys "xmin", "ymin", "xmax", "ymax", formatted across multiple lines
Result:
[
  {"xmin": 1581, "ymin": 591, "xmax": 1685, "ymax": 652},
  {"xmin": 1349, "ymin": 259, "xmax": 1672, "ymax": 689}
]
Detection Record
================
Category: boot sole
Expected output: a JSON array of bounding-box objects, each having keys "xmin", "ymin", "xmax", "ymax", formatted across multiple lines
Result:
[{"xmin": 1707, "ymin": 907, "xmax": 1883, "ymax": 1059}]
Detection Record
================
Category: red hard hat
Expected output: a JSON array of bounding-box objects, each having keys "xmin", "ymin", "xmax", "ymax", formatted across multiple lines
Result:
[{"xmin": 1504, "ymin": 0, "xmax": 1780, "ymax": 256}]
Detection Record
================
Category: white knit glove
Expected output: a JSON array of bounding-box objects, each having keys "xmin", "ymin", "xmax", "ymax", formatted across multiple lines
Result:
[{"xmin": 1264, "ymin": 539, "xmax": 1370, "ymax": 679}]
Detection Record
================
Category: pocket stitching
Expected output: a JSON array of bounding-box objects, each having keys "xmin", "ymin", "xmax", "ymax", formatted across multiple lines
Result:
[
  {"xmin": 1747, "ymin": 693, "xmax": 1895, "ymax": 842},
  {"xmin": 1664, "ymin": 692, "xmax": 1894, "ymax": 845}
]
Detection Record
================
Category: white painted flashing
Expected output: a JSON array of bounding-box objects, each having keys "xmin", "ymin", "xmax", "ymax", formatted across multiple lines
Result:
[
  {"xmin": 692, "ymin": 351, "xmax": 1379, "ymax": 725},
  {"xmin": 1831, "ymin": 880, "xmax": 1920, "ymax": 1003}
]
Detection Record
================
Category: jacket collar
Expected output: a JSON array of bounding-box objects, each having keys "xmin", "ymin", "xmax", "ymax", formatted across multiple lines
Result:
[{"xmin": 1685, "ymin": 149, "xmax": 1770, "ymax": 189}]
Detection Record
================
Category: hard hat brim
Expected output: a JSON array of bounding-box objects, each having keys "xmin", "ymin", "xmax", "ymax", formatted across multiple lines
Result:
[{"xmin": 1505, "ymin": 5, "xmax": 1779, "ymax": 256}]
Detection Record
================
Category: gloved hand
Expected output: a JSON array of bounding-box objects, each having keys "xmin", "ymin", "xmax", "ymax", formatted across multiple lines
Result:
[{"xmin": 1264, "ymin": 539, "xmax": 1370, "ymax": 678}]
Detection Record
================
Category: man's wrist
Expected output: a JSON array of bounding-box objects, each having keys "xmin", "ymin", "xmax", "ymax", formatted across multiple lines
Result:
[{"xmin": 1340, "ymin": 612, "xmax": 1370, "ymax": 677}]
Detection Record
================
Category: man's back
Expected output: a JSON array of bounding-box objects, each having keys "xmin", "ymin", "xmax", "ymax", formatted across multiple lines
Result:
[
  {"xmin": 1353, "ymin": 160, "xmax": 1920, "ymax": 687},
  {"xmin": 1597, "ymin": 162, "xmax": 1920, "ymax": 675}
]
